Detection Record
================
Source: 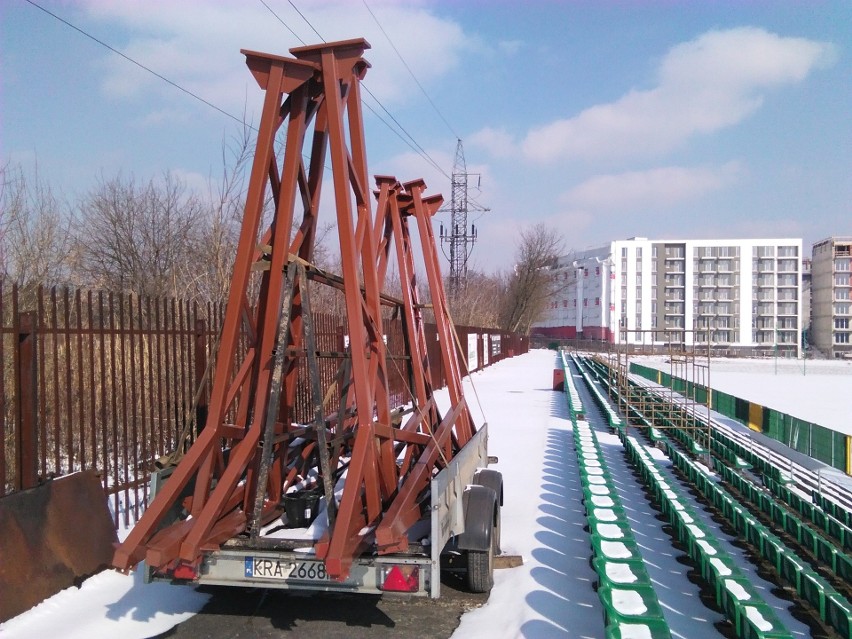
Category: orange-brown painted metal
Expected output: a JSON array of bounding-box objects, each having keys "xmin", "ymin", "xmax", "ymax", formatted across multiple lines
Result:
[{"xmin": 112, "ymin": 39, "xmax": 475, "ymax": 581}]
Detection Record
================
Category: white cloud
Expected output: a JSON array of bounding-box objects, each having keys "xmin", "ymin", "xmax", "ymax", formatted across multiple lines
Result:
[
  {"xmin": 83, "ymin": 0, "xmax": 471, "ymax": 121},
  {"xmin": 468, "ymin": 127, "xmax": 517, "ymax": 159},
  {"xmin": 522, "ymin": 27, "xmax": 836, "ymax": 163},
  {"xmin": 560, "ymin": 162, "xmax": 744, "ymax": 212}
]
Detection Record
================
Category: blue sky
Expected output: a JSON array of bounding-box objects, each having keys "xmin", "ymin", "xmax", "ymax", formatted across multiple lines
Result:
[{"xmin": 2, "ymin": 0, "xmax": 850, "ymax": 272}]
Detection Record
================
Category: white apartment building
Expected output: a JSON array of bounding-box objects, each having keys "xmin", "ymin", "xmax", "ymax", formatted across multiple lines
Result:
[
  {"xmin": 811, "ymin": 237, "xmax": 852, "ymax": 358},
  {"xmin": 535, "ymin": 237, "xmax": 803, "ymax": 356}
]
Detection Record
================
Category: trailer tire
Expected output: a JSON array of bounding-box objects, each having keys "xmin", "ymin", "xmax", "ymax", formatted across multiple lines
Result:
[
  {"xmin": 466, "ymin": 543, "xmax": 494, "ymax": 593},
  {"xmin": 492, "ymin": 502, "xmax": 501, "ymax": 556}
]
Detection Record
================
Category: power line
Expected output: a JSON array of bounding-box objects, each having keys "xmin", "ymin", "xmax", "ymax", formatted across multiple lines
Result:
[
  {"xmin": 360, "ymin": 93, "xmax": 450, "ymax": 179},
  {"xmin": 24, "ymin": 0, "xmax": 257, "ymax": 132},
  {"xmin": 280, "ymin": 0, "xmax": 451, "ymax": 180},
  {"xmin": 361, "ymin": 85, "xmax": 450, "ymax": 179},
  {"xmin": 31, "ymin": 0, "xmax": 452, "ymax": 182},
  {"xmin": 287, "ymin": 0, "xmax": 326, "ymax": 43},
  {"xmin": 259, "ymin": 0, "xmax": 307, "ymax": 45},
  {"xmin": 361, "ymin": 0, "xmax": 459, "ymax": 140}
]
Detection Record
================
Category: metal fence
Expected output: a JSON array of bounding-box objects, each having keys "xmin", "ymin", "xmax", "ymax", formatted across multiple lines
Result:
[
  {"xmin": 0, "ymin": 283, "xmax": 223, "ymax": 527},
  {"xmin": 0, "ymin": 282, "xmax": 527, "ymax": 526}
]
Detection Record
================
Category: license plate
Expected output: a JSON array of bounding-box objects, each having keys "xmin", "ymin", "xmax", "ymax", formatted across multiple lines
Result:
[{"xmin": 244, "ymin": 557, "xmax": 329, "ymax": 582}]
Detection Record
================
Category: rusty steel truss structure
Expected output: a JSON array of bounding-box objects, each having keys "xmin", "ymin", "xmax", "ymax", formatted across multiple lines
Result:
[{"xmin": 113, "ymin": 39, "xmax": 476, "ymax": 580}]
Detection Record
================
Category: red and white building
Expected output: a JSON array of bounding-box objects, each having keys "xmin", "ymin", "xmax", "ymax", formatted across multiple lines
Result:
[{"xmin": 535, "ymin": 245, "xmax": 614, "ymax": 341}]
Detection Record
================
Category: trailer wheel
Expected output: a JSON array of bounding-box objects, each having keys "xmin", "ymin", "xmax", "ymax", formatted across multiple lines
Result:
[
  {"xmin": 466, "ymin": 543, "xmax": 494, "ymax": 593},
  {"xmin": 492, "ymin": 503, "xmax": 502, "ymax": 555}
]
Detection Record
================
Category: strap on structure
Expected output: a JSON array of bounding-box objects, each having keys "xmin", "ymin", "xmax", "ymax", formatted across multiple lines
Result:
[
  {"xmin": 298, "ymin": 262, "xmax": 338, "ymax": 532},
  {"xmin": 249, "ymin": 261, "xmax": 298, "ymax": 540}
]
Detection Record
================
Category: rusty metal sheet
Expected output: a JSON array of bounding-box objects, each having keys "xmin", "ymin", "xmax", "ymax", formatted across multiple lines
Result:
[{"xmin": 0, "ymin": 470, "xmax": 117, "ymax": 622}]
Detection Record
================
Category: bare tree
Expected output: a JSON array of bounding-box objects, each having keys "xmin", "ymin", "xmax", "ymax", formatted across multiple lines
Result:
[
  {"xmin": 72, "ymin": 172, "xmax": 203, "ymax": 298},
  {"xmin": 447, "ymin": 270, "xmax": 502, "ymax": 329},
  {"xmin": 181, "ymin": 125, "xmax": 254, "ymax": 306},
  {"xmin": 0, "ymin": 162, "xmax": 72, "ymax": 289},
  {"xmin": 500, "ymin": 223, "xmax": 563, "ymax": 334}
]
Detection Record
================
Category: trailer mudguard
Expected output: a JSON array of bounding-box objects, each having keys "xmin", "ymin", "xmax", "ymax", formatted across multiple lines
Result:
[
  {"xmin": 456, "ymin": 484, "xmax": 497, "ymax": 552},
  {"xmin": 473, "ymin": 468, "xmax": 503, "ymax": 506}
]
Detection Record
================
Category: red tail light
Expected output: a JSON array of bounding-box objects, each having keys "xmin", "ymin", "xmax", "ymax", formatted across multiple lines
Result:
[
  {"xmin": 171, "ymin": 560, "xmax": 200, "ymax": 581},
  {"xmin": 379, "ymin": 565, "xmax": 419, "ymax": 592}
]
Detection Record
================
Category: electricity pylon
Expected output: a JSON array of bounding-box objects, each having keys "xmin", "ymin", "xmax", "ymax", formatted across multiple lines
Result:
[{"xmin": 439, "ymin": 139, "xmax": 489, "ymax": 294}]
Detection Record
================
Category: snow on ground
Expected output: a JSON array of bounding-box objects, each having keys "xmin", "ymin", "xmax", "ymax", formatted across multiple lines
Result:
[
  {"xmin": 631, "ymin": 355, "xmax": 852, "ymax": 435},
  {"xmin": 0, "ymin": 349, "xmax": 833, "ymax": 638},
  {"xmin": 450, "ymin": 349, "xmax": 603, "ymax": 638},
  {"xmin": 0, "ymin": 567, "xmax": 210, "ymax": 639}
]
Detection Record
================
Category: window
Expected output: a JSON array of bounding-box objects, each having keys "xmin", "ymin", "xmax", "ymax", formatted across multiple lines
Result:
[
  {"xmin": 835, "ymin": 303, "xmax": 850, "ymax": 315},
  {"xmin": 595, "ymin": 297, "xmax": 600, "ymax": 306},
  {"xmin": 778, "ymin": 259, "xmax": 797, "ymax": 272},
  {"xmin": 837, "ymin": 289, "xmax": 851, "ymax": 301},
  {"xmin": 837, "ymin": 259, "xmax": 851, "ymax": 272},
  {"xmin": 836, "ymin": 318, "xmax": 850, "ymax": 330},
  {"xmin": 621, "ymin": 247, "xmax": 628, "ymax": 258},
  {"xmin": 836, "ymin": 333, "xmax": 850, "ymax": 344},
  {"xmin": 836, "ymin": 274, "xmax": 851, "ymax": 286},
  {"xmin": 584, "ymin": 268, "xmax": 589, "ymax": 277},
  {"xmin": 562, "ymin": 300, "xmax": 567, "ymax": 308},
  {"xmin": 595, "ymin": 266, "xmax": 600, "ymax": 276},
  {"xmin": 583, "ymin": 298, "xmax": 588, "ymax": 307}
]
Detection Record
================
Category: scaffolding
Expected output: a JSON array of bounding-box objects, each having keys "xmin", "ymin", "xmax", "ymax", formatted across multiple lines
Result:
[{"xmin": 593, "ymin": 328, "xmax": 712, "ymax": 459}]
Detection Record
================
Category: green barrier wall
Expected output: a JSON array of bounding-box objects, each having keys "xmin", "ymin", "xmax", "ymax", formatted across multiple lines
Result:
[{"xmin": 629, "ymin": 363, "xmax": 849, "ymax": 475}]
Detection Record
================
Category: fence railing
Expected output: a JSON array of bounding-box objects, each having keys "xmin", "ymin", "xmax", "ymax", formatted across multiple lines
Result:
[
  {"xmin": 0, "ymin": 282, "xmax": 527, "ymax": 527},
  {"xmin": 0, "ymin": 282, "xmax": 223, "ymax": 527}
]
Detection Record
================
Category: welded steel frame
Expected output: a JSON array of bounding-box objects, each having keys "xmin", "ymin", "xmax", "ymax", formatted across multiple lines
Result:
[{"xmin": 113, "ymin": 39, "xmax": 475, "ymax": 581}]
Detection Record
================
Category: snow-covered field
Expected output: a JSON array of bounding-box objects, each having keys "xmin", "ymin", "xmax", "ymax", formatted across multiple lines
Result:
[
  {"xmin": 0, "ymin": 349, "xmax": 837, "ymax": 638},
  {"xmin": 630, "ymin": 355, "xmax": 852, "ymax": 435}
]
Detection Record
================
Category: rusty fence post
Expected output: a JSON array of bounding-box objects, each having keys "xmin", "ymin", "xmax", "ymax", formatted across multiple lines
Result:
[
  {"xmin": 194, "ymin": 319, "xmax": 208, "ymax": 439},
  {"xmin": 15, "ymin": 311, "xmax": 38, "ymax": 490}
]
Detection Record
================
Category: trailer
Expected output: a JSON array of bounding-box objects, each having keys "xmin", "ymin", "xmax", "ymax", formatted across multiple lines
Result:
[{"xmin": 112, "ymin": 38, "xmax": 502, "ymax": 598}]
